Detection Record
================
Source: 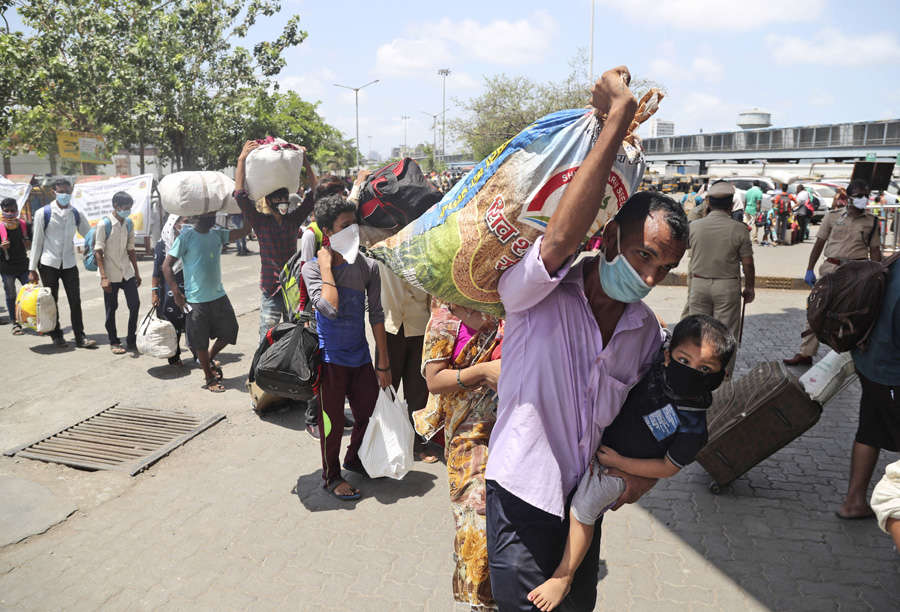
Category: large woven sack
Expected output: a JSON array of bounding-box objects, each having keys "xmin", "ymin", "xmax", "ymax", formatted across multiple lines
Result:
[
  {"xmin": 158, "ymin": 171, "xmax": 238, "ymax": 216},
  {"xmin": 245, "ymin": 137, "xmax": 303, "ymax": 201},
  {"xmin": 368, "ymin": 91, "xmax": 662, "ymax": 317},
  {"xmin": 15, "ymin": 283, "xmax": 56, "ymax": 333},
  {"xmin": 136, "ymin": 307, "xmax": 177, "ymax": 359}
]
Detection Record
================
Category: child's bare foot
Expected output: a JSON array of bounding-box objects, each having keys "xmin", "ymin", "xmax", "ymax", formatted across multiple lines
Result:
[{"xmin": 528, "ymin": 576, "xmax": 571, "ymax": 611}]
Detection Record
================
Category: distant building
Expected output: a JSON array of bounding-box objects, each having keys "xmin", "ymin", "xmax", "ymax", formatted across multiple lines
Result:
[
  {"xmin": 738, "ymin": 108, "xmax": 773, "ymax": 130},
  {"xmin": 648, "ymin": 118, "xmax": 675, "ymax": 138}
]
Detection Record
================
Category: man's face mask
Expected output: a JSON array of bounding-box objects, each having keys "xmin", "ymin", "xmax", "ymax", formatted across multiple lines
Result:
[
  {"xmin": 850, "ymin": 194, "xmax": 868, "ymax": 210},
  {"xmin": 329, "ymin": 223, "xmax": 360, "ymax": 264},
  {"xmin": 598, "ymin": 226, "xmax": 651, "ymax": 303},
  {"xmin": 56, "ymin": 193, "xmax": 72, "ymax": 207}
]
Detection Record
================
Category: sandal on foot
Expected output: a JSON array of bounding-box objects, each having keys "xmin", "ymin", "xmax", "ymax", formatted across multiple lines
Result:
[
  {"xmin": 210, "ymin": 363, "xmax": 224, "ymax": 381},
  {"xmin": 326, "ymin": 479, "xmax": 360, "ymax": 501},
  {"xmin": 110, "ymin": 344, "xmax": 127, "ymax": 355},
  {"xmin": 203, "ymin": 379, "xmax": 226, "ymax": 393},
  {"xmin": 11, "ymin": 324, "xmax": 24, "ymax": 335}
]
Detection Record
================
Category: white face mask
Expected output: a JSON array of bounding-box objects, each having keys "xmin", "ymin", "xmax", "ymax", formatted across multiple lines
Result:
[
  {"xmin": 851, "ymin": 196, "xmax": 868, "ymax": 210},
  {"xmin": 329, "ymin": 223, "xmax": 360, "ymax": 264},
  {"xmin": 277, "ymin": 203, "xmax": 289, "ymax": 215}
]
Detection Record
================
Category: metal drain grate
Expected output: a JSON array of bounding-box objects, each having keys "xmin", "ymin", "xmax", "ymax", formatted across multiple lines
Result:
[{"xmin": 4, "ymin": 404, "xmax": 225, "ymax": 475}]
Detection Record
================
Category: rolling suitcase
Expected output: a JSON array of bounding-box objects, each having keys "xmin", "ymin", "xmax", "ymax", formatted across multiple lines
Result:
[{"xmin": 697, "ymin": 361, "xmax": 822, "ymax": 492}]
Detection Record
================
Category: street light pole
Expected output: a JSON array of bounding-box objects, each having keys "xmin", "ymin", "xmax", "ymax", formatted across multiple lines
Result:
[
  {"xmin": 400, "ymin": 115, "xmax": 410, "ymax": 157},
  {"xmin": 589, "ymin": 0, "xmax": 595, "ymax": 82},
  {"xmin": 438, "ymin": 68, "xmax": 450, "ymax": 165},
  {"xmin": 334, "ymin": 79, "xmax": 379, "ymax": 169},
  {"xmin": 421, "ymin": 111, "xmax": 439, "ymax": 169}
]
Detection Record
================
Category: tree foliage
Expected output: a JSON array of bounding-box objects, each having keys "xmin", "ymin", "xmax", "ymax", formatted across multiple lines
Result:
[
  {"xmin": 451, "ymin": 50, "xmax": 664, "ymax": 160},
  {"xmin": 0, "ymin": 0, "xmax": 353, "ymax": 173}
]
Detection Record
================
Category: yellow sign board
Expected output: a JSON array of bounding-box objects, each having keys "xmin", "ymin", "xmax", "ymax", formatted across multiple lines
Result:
[{"xmin": 56, "ymin": 131, "xmax": 112, "ymax": 164}]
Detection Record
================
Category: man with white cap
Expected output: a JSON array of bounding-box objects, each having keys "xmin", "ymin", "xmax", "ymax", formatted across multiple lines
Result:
[{"xmin": 784, "ymin": 178, "xmax": 882, "ymax": 366}]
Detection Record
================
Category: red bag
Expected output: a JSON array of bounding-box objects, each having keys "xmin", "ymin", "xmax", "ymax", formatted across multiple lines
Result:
[{"xmin": 357, "ymin": 158, "xmax": 442, "ymax": 229}]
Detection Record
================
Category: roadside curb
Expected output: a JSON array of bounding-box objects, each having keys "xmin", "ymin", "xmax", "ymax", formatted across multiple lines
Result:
[{"xmin": 660, "ymin": 272, "xmax": 810, "ymax": 291}]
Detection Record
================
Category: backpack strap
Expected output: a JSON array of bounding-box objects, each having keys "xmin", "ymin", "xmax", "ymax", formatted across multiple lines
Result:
[
  {"xmin": 103, "ymin": 216, "xmax": 112, "ymax": 238},
  {"xmin": 867, "ymin": 216, "xmax": 879, "ymax": 247},
  {"xmin": 43, "ymin": 205, "xmax": 51, "ymax": 229}
]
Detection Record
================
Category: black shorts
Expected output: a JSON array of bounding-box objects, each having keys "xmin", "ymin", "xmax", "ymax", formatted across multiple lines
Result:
[
  {"xmin": 855, "ymin": 371, "xmax": 900, "ymax": 452},
  {"xmin": 186, "ymin": 295, "xmax": 239, "ymax": 348}
]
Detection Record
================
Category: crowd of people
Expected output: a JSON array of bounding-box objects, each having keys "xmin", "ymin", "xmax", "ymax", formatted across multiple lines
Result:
[{"xmin": 2, "ymin": 64, "xmax": 899, "ymax": 610}]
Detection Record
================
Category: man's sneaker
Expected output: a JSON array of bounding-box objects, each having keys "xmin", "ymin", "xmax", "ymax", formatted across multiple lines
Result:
[
  {"xmin": 75, "ymin": 336, "xmax": 97, "ymax": 349},
  {"xmin": 306, "ymin": 424, "xmax": 321, "ymax": 440}
]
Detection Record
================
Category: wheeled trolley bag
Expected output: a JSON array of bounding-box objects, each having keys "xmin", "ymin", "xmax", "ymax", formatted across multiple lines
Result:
[{"xmin": 697, "ymin": 361, "xmax": 822, "ymax": 492}]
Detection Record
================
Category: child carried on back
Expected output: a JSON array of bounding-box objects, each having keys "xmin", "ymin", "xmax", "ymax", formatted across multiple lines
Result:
[{"xmin": 528, "ymin": 314, "xmax": 736, "ymax": 611}]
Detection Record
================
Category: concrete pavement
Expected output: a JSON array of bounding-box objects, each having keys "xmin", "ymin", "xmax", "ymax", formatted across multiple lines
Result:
[{"xmin": 0, "ymin": 247, "xmax": 898, "ymax": 611}]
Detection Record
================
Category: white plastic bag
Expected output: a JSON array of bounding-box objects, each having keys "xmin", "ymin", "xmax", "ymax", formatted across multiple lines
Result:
[
  {"xmin": 15, "ymin": 283, "xmax": 56, "ymax": 334},
  {"xmin": 245, "ymin": 138, "xmax": 303, "ymax": 201},
  {"xmin": 136, "ymin": 308, "xmax": 177, "ymax": 359},
  {"xmin": 358, "ymin": 387, "xmax": 414, "ymax": 480},
  {"xmin": 799, "ymin": 350, "xmax": 858, "ymax": 404},
  {"xmin": 158, "ymin": 171, "xmax": 238, "ymax": 216}
]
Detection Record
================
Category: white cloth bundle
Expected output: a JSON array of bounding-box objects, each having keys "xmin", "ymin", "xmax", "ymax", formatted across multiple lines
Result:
[
  {"xmin": 872, "ymin": 460, "xmax": 900, "ymax": 534},
  {"xmin": 245, "ymin": 138, "xmax": 303, "ymax": 201},
  {"xmin": 798, "ymin": 350, "xmax": 857, "ymax": 405},
  {"xmin": 136, "ymin": 308, "xmax": 177, "ymax": 359},
  {"xmin": 158, "ymin": 171, "xmax": 238, "ymax": 216}
]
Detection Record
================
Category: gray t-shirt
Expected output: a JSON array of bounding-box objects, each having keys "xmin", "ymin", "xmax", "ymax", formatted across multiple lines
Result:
[{"xmin": 301, "ymin": 254, "xmax": 385, "ymax": 367}]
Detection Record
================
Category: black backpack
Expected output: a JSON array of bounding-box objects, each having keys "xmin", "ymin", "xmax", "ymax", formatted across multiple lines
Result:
[
  {"xmin": 248, "ymin": 317, "xmax": 321, "ymax": 401},
  {"xmin": 357, "ymin": 158, "xmax": 442, "ymax": 229},
  {"xmin": 806, "ymin": 253, "xmax": 900, "ymax": 352}
]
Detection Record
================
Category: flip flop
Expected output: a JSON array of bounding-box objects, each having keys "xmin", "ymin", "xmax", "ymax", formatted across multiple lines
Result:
[
  {"xmin": 326, "ymin": 479, "xmax": 360, "ymax": 501},
  {"xmin": 110, "ymin": 345, "xmax": 127, "ymax": 355},
  {"xmin": 835, "ymin": 510, "xmax": 875, "ymax": 520},
  {"xmin": 203, "ymin": 379, "xmax": 226, "ymax": 393}
]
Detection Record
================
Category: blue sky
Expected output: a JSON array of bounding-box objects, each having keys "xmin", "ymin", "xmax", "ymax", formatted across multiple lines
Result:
[{"xmin": 8, "ymin": 0, "xmax": 900, "ymax": 159}]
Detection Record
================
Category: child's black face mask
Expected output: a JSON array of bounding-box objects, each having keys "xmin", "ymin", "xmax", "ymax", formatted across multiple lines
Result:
[{"xmin": 664, "ymin": 360, "xmax": 725, "ymax": 401}]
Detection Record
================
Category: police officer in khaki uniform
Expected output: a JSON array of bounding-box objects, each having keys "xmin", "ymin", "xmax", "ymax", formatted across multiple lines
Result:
[
  {"xmin": 687, "ymin": 180, "xmax": 755, "ymax": 372},
  {"xmin": 784, "ymin": 179, "xmax": 882, "ymax": 366}
]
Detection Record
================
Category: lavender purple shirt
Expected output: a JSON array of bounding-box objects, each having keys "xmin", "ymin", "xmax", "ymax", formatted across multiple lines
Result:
[{"xmin": 485, "ymin": 236, "xmax": 664, "ymax": 518}]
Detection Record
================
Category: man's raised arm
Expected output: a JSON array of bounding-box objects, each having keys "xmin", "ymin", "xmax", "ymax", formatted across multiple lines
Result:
[{"xmin": 540, "ymin": 66, "xmax": 637, "ymax": 275}]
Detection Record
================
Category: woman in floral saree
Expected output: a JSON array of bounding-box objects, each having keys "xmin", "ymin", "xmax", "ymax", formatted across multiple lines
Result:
[{"xmin": 414, "ymin": 300, "xmax": 502, "ymax": 610}]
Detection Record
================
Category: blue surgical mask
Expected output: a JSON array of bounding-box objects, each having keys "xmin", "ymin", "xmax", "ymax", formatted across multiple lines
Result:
[
  {"xmin": 56, "ymin": 193, "xmax": 72, "ymax": 207},
  {"xmin": 598, "ymin": 227, "xmax": 651, "ymax": 303},
  {"xmin": 116, "ymin": 208, "xmax": 131, "ymax": 220}
]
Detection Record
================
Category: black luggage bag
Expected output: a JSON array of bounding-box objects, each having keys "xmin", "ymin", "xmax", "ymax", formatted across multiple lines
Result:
[
  {"xmin": 248, "ymin": 317, "xmax": 321, "ymax": 401},
  {"xmin": 696, "ymin": 361, "xmax": 822, "ymax": 492}
]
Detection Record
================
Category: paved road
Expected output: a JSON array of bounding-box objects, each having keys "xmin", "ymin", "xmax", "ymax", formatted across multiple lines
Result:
[{"xmin": 0, "ymin": 248, "xmax": 897, "ymax": 611}]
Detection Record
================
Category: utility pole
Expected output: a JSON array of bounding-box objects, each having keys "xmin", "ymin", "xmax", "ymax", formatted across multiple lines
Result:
[
  {"xmin": 401, "ymin": 115, "xmax": 410, "ymax": 158},
  {"xmin": 334, "ymin": 79, "xmax": 379, "ymax": 169},
  {"xmin": 438, "ymin": 68, "xmax": 450, "ymax": 164},
  {"xmin": 589, "ymin": 0, "xmax": 595, "ymax": 82},
  {"xmin": 421, "ymin": 111, "xmax": 439, "ymax": 168}
]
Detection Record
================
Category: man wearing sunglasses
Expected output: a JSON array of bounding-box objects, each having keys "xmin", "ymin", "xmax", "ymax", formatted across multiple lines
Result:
[{"xmin": 784, "ymin": 179, "xmax": 882, "ymax": 367}]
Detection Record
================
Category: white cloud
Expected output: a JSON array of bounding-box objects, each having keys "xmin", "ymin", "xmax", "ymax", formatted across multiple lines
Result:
[
  {"xmin": 278, "ymin": 68, "xmax": 336, "ymax": 100},
  {"xmin": 597, "ymin": 0, "xmax": 825, "ymax": 30},
  {"xmin": 374, "ymin": 11, "xmax": 558, "ymax": 79},
  {"xmin": 767, "ymin": 28, "xmax": 900, "ymax": 66},
  {"xmin": 646, "ymin": 56, "xmax": 722, "ymax": 84},
  {"xmin": 690, "ymin": 57, "xmax": 723, "ymax": 83},
  {"xmin": 670, "ymin": 91, "xmax": 742, "ymax": 133}
]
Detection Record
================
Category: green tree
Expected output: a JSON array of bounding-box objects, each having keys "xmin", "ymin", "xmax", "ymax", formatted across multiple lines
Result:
[
  {"xmin": 1, "ymin": 0, "xmax": 307, "ymax": 172},
  {"xmin": 451, "ymin": 51, "xmax": 664, "ymax": 160}
]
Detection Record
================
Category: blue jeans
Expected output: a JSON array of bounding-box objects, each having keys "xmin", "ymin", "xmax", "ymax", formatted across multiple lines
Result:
[
  {"xmin": 2, "ymin": 270, "xmax": 29, "ymax": 323},
  {"xmin": 259, "ymin": 291, "xmax": 286, "ymax": 342}
]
